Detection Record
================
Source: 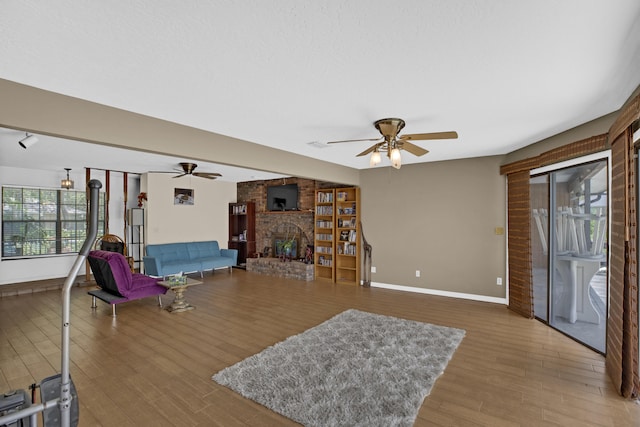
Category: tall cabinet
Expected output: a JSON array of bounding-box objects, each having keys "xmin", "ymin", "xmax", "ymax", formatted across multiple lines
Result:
[
  {"xmin": 228, "ymin": 202, "xmax": 255, "ymax": 267},
  {"xmin": 314, "ymin": 187, "xmax": 360, "ymax": 285}
]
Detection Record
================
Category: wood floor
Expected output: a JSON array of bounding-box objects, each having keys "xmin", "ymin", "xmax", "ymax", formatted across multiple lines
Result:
[{"xmin": 1, "ymin": 270, "xmax": 638, "ymax": 426}]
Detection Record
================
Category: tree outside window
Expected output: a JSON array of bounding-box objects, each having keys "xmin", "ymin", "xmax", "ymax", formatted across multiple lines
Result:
[{"xmin": 2, "ymin": 186, "xmax": 105, "ymax": 258}]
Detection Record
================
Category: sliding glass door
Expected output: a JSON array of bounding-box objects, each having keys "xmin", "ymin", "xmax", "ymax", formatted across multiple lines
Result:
[
  {"xmin": 531, "ymin": 155, "xmax": 608, "ymax": 353},
  {"xmin": 530, "ymin": 175, "xmax": 549, "ymax": 322}
]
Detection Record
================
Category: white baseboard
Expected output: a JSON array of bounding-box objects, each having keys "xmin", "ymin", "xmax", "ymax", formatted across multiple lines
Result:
[{"xmin": 368, "ymin": 282, "xmax": 508, "ymax": 305}]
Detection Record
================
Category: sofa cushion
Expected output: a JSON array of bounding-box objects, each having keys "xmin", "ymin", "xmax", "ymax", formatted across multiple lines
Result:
[
  {"xmin": 146, "ymin": 243, "xmax": 188, "ymax": 263},
  {"xmin": 211, "ymin": 257, "xmax": 235, "ymax": 269},
  {"xmin": 187, "ymin": 241, "xmax": 221, "ymax": 260},
  {"xmin": 161, "ymin": 260, "xmax": 202, "ymax": 275},
  {"xmin": 196, "ymin": 256, "xmax": 233, "ymax": 271}
]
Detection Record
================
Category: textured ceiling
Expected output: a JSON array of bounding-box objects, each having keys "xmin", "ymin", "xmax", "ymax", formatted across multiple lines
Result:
[{"xmin": 1, "ymin": 1, "xmax": 639, "ymax": 180}]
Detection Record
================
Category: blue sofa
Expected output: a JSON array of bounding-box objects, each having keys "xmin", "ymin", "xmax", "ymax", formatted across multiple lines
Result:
[{"xmin": 143, "ymin": 241, "xmax": 238, "ymax": 277}]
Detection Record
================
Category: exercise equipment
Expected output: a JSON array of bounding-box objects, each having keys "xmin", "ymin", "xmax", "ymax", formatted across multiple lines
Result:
[{"xmin": 0, "ymin": 180, "xmax": 102, "ymax": 427}]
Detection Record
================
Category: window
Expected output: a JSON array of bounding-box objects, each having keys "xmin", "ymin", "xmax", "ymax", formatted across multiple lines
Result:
[{"xmin": 2, "ymin": 186, "xmax": 105, "ymax": 258}]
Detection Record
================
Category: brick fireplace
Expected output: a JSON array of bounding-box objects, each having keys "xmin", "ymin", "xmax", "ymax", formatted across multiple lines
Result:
[
  {"xmin": 237, "ymin": 177, "xmax": 343, "ymax": 280},
  {"xmin": 256, "ymin": 211, "xmax": 314, "ymax": 259},
  {"xmin": 238, "ymin": 177, "xmax": 336, "ymax": 259}
]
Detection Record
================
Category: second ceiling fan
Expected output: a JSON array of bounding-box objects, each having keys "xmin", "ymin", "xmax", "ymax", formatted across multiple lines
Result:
[
  {"xmin": 327, "ymin": 118, "xmax": 458, "ymax": 169},
  {"xmin": 157, "ymin": 162, "xmax": 222, "ymax": 179}
]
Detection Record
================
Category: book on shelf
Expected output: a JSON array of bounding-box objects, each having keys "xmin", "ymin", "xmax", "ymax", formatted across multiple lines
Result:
[
  {"xmin": 337, "ymin": 205, "xmax": 356, "ymax": 215},
  {"xmin": 337, "ymin": 191, "xmax": 348, "ymax": 202},
  {"xmin": 316, "ymin": 220, "xmax": 333, "ymax": 228},
  {"xmin": 339, "ymin": 242, "xmax": 356, "ymax": 255},
  {"xmin": 338, "ymin": 217, "xmax": 357, "ymax": 228},
  {"xmin": 338, "ymin": 230, "xmax": 357, "ymax": 242},
  {"xmin": 232, "ymin": 204, "xmax": 246, "ymax": 215},
  {"xmin": 317, "ymin": 192, "xmax": 334, "ymax": 203},
  {"xmin": 316, "ymin": 205, "xmax": 333, "ymax": 215},
  {"xmin": 317, "ymin": 255, "xmax": 332, "ymax": 266}
]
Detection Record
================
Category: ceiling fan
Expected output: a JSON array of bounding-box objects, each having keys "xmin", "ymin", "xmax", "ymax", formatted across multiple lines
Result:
[
  {"xmin": 155, "ymin": 162, "xmax": 222, "ymax": 179},
  {"xmin": 327, "ymin": 118, "xmax": 458, "ymax": 169}
]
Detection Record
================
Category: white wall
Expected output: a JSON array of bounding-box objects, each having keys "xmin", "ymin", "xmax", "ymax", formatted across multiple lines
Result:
[
  {"xmin": 144, "ymin": 173, "xmax": 236, "ymax": 245},
  {"xmin": 0, "ymin": 166, "xmax": 140, "ymax": 285}
]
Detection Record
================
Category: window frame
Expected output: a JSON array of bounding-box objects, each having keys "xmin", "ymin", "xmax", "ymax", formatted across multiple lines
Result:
[{"xmin": 2, "ymin": 185, "xmax": 106, "ymax": 259}]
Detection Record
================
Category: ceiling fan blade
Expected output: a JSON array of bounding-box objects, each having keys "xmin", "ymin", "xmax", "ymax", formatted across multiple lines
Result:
[
  {"xmin": 398, "ymin": 141, "xmax": 429, "ymax": 157},
  {"xmin": 399, "ymin": 131, "xmax": 458, "ymax": 141},
  {"xmin": 172, "ymin": 173, "xmax": 188, "ymax": 178},
  {"xmin": 193, "ymin": 172, "xmax": 222, "ymax": 179},
  {"xmin": 356, "ymin": 144, "xmax": 380, "ymax": 157},
  {"xmin": 327, "ymin": 137, "xmax": 381, "ymax": 144}
]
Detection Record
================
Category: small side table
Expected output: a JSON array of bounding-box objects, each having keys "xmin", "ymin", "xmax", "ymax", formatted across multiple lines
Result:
[{"xmin": 158, "ymin": 278, "xmax": 202, "ymax": 313}]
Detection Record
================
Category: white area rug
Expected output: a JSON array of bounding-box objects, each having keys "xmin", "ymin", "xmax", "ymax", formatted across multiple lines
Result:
[{"xmin": 212, "ymin": 309, "xmax": 465, "ymax": 427}]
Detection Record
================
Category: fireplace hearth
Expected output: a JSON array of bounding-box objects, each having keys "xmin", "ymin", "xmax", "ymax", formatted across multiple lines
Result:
[{"xmin": 246, "ymin": 257, "xmax": 314, "ymax": 281}]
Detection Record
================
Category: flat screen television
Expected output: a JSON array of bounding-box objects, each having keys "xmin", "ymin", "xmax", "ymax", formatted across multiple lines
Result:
[{"xmin": 267, "ymin": 184, "xmax": 299, "ymax": 211}]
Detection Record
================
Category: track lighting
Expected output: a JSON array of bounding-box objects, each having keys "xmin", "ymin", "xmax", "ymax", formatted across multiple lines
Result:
[
  {"xmin": 18, "ymin": 133, "xmax": 39, "ymax": 149},
  {"xmin": 61, "ymin": 168, "xmax": 74, "ymax": 190}
]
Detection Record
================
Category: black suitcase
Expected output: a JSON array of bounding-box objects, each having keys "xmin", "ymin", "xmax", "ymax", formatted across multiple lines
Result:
[{"xmin": 0, "ymin": 389, "xmax": 30, "ymax": 427}]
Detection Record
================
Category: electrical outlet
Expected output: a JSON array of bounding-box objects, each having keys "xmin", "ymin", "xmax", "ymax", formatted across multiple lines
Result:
[
  {"xmin": 371, "ymin": 266, "xmax": 376, "ymax": 273},
  {"xmin": 416, "ymin": 270, "xmax": 421, "ymax": 278},
  {"xmin": 497, "ymin": 277, "xmax": 503, "ymax": 285}
]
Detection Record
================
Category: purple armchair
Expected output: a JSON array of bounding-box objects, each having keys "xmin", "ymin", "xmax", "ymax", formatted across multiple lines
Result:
[{"xmin": 87, "ymin": 250, "xmax": 167, "ymax": 316}]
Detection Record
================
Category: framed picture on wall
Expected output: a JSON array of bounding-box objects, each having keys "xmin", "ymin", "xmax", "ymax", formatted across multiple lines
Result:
[{"xmin": 174, "ymin": 188, "xmax": 194, "ymax": 205}]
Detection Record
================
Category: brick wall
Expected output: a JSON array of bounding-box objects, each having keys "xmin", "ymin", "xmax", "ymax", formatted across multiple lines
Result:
[
  {"xmin": 237, "ymin": 177, "xmax": 345, "ymax": 258},
  {"xmin": 237, "ymin": 177, "xmax": 318, "ymax": 212}
]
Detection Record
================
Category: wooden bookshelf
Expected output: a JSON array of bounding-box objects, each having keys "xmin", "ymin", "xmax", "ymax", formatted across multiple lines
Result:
[
  {"xmin": 314, "ymin": 187, "xmax": 360, "ymax": 285},
  {"xmin": 335, "ymin": 187, "xmax": 360, "ymax": 285},
  {"xmin": 314, "ymin": 189, "xmax": 335, "ymax": 282},
  {"xmin": 228, "ymin": 202, "xmax": 255, "ymax": 267}
]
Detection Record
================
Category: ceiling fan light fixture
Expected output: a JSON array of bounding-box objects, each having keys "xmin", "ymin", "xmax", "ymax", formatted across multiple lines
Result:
[
  {"xmin": 390, "ymin": 147, "xmax": 402, "ymax": 169},
  {"xmin": 369, "ymin": 150, "xmax": 381, "ymax": 167},
  {"xmin": 326, "ymin": 117, "xmax": 458, "ymax": 168},
  {"xmin": 61, "ymin": 168, "xmax": 74, "ymax": 189}
]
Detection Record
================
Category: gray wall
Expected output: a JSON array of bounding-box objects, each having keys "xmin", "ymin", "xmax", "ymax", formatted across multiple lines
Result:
[{"xmin": 360, "ymin": 155, "xmax": 507, "ymax": 299}]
